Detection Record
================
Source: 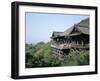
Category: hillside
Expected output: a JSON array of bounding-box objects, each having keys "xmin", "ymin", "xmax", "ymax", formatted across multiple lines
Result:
[{"xmin": 25, "ymin": 41, "xmax": 89, "ymax": 68}]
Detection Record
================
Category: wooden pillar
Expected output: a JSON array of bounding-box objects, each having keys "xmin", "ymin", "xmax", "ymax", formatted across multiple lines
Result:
[
  {"xmin": 77, "ymin": 41, "xmax": 79, "ymax": 45},
  {"xmin": 81, "ymin": 40, "xmax": 84, "ymax": 46}
]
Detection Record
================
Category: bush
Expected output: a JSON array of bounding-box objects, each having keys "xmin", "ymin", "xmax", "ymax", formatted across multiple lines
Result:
[{"xmin": 62, "ymin": 48, "xmax": 89, "ymax": 66}]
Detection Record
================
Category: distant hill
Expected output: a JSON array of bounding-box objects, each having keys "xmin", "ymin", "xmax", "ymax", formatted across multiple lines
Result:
[{"xmin": 34, "ymin": 42, "xmax": 45, "ymax": 50}]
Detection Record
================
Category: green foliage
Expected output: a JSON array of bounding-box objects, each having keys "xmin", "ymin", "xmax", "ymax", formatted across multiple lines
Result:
[
  {"xmin": 25, "ymin": 42, "xmax": 89, "ymax": 68},
  {"xmin": 61, "ymin": 48, "xmax": 89, "ymax": 66}
]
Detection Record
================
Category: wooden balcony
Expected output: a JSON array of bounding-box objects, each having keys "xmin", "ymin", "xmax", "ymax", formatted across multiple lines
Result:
[{"xmin": 51, "ymin": 43, "xmax": 89, "ymax": 49}]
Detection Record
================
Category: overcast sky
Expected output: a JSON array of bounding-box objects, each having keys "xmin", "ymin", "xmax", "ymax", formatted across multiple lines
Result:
[{"xmin": 25, "ymin": 12, "xmax": 89, "ymax": 44}]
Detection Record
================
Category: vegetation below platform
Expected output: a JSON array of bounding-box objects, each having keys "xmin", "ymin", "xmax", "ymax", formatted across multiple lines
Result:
[{"xmin": 25, "ymin": 41, "xmax": 89, "ymax": 68}]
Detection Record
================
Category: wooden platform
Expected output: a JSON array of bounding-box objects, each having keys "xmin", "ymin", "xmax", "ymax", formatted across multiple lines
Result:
[{"xmin": 51, "ymin": 44, "xmax": 89, "ymax": 50}]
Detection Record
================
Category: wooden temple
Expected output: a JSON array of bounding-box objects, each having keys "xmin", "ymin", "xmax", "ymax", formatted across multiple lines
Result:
[{"xmin": 51, "ymin": 18, "xmax": 89, "ymax": 55}]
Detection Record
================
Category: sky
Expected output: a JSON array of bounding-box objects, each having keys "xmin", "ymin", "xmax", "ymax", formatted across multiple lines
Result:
[{"xmin": 25, "ymin": 12, "xmax": 89, "ymax": 44}]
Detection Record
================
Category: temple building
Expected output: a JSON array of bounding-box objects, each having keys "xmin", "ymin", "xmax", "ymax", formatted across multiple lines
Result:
[{"xmin": 51, "ymin": 18, "xmax": 89, "ymax": 55}]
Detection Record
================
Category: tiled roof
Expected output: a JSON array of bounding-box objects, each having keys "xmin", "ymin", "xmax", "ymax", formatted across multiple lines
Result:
[{"xmin": 51, "ymin": 18, "xmax": 89, "ymax": 38}]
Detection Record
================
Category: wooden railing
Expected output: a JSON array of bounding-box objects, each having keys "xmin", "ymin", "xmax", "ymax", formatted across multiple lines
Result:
[{"xmin": 51, "ymin": 43, "xmax": 89, "ymax": 49}]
